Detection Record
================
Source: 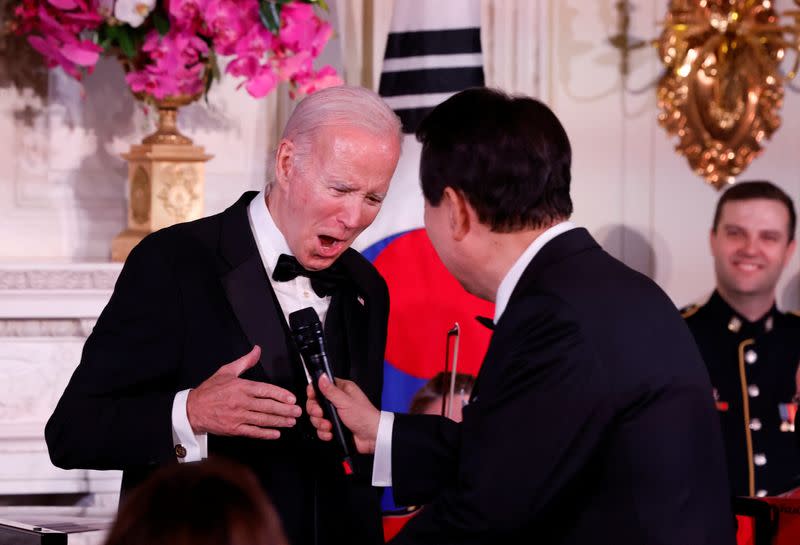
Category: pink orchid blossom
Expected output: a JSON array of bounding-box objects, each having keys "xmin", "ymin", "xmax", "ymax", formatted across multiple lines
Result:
[
  {"xmin": 15, "ymin": 0, "xmax": 102, "ymax": 79},
  {"xmin": 204, "ymin": 0, "xmax": 255, "ymax": 55},
  {"xmin": 245, "ymin": 65, "xmax": 278, "ymax": 97},
  {"xmin": 280, "ymin": 2, "xmax": 331, "ymax": 56},
  {"xmin": 169, "ymin": 0, "xmax": 208, "ymax": 31},
  {"xmin": 16, "ymin": 0, "xmax": 340, "ymax": 100},
  {"xmin": 47, "ymin": 0, "xmax": 78, "ymax": 9},
  {"xmin": 292, "ymin": 65, "xmax": 342, "ymax": 97}
]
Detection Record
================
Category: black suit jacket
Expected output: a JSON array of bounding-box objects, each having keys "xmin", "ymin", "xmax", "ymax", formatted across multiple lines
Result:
[
  {"xmin": 389, "ymin": 228, "xmax": 735, "ymax": 545},
  {"xmin": 45, "ymin": 192, "xmax": 389, "ymax": 545}
]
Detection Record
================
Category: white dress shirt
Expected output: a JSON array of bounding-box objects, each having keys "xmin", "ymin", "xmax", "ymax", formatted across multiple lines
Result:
[
  {"xmin": 172, "ymin": 191, "xmax": 332, "ymax": 462},
  {"xmin": 371, "ymin": 221, "xmax": 576, "ymax": 486}
]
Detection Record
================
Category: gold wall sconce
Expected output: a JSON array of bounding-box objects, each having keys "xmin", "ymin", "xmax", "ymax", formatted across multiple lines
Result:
[{"xmin": 612, "ymin": 0, "xmax": 800, "ymax": 190}]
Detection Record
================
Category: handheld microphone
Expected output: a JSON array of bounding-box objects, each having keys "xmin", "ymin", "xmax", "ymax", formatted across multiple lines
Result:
[{"xmin": 288, "ymin": 307, "xmax": 355, "ymax": 476}]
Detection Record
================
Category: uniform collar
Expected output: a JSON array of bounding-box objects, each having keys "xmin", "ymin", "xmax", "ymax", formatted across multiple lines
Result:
[{"xmin": 706, "ymin": 290, "xmax": 777, "ymax": 335}]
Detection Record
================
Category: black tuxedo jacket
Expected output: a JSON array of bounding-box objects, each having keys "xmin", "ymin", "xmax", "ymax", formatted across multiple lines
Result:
[
  {"xmin": 45, "ymin": 192, "xmax": 389, "ymax": 545},
  {"xmin": 389, "ymin": 228, "xmax": 735, "ymax": 545}
]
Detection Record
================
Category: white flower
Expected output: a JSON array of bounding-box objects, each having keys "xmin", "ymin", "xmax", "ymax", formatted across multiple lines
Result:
[{"xmin": 114, "ymin": 0, "xmax": 156, "ymax": 27}]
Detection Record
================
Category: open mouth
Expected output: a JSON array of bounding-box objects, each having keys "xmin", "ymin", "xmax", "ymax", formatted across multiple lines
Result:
[{"xmin": 317, "ymin": 235, "xmax": 346, "ymax": 256}]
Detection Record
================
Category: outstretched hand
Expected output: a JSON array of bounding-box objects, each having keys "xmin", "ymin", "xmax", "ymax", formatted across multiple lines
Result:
[
  {"xmin": 306, "ymin": 375, "xmax": 381, "ymax": 454},
  {"xmin": 187, "ymin": 345, "xmax": 302, "ymax": 440}
]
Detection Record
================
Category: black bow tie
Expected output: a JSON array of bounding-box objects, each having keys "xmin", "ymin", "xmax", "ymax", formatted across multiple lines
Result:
[{"xmin": 272, "ymin": 254, "xmax": 345, "ymax": 297}]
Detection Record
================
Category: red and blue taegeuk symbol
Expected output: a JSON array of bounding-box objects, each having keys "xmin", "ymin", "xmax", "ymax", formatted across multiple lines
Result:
[{"xmin": 362, "ymin": 228, "xmax": 494, "ymax": 509}]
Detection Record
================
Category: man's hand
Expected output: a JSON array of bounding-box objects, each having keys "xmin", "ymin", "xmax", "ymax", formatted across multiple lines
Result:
[
  {"xmin": 306, "ymin": 375, "xmax": 380, "ymax": 454},
  {"xmin": 187, "ymin": 345, "xmax": 301, "ymax": 440}
]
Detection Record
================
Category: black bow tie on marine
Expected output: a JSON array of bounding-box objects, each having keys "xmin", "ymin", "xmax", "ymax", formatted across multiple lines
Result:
[{"xmin": 272, "ymin": 254, "xmax": 345, "ymax": 298}]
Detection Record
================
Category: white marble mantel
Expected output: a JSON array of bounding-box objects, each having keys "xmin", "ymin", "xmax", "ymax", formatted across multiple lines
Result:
[{"xmin": 0, "ymin": 262, "xmax": 122, "ymax": 500}]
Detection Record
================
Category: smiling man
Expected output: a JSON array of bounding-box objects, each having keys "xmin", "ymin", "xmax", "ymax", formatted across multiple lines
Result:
[
  {"xmin": 683, "ymin": 180, "xmax": 800, "ymax": 498},
  {"xmin": 45, "ymin": 85, "xmax": 402, "ymax": 545}
]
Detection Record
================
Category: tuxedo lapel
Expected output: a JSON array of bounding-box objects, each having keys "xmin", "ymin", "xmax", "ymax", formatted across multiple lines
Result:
[
  {"xmin": 324, "ymin": 251, "xmax": 373, "ymax": 385},
  {"xmin": 324, "ymin": 287, "xmax": 369, "ymax": 381},
  {"xmin": 218, "ymin": 192, "xmax": 295, "ymax": 385}
]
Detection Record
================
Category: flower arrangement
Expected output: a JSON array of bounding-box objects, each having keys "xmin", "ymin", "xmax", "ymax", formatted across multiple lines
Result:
[{"xmin": 10, "ymin": 0, "xmax": 342, "ymax": 101}]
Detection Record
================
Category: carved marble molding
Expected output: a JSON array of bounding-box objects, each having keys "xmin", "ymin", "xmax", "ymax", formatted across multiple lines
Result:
[
  {"xmin": 0, "ymin": 264, "xmax": 121, "ymax": 320},
  {"xmin": 0, "ymin": 319, "xmax": 96, "ymax": 337},
  {"xmin": 0, "ymin": 269, "xmax": 119, "ymax": 291}
]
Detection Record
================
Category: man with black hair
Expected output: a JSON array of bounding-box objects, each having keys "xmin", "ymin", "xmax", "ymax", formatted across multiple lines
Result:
[
  {"xmin": 307, "ymin": 87, "xmax": 735, "ymax": 544},
  {"xmin": 682, "ymin": 180, "xmax": 800, "ymax": 498}
]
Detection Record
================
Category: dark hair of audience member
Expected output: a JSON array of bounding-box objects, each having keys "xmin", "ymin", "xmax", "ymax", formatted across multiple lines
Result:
[
  {"xmin": 711, "ymin": 180, "xmax": 796, "ymax": 241},
  {"xmin": 416, "ymin": 87, "xmax": 573, "ymax": 232},
  {"xmin": 409, "ymin": 372, "xmax": 475, "ymax": 416},
  {"xmin": 103, "ymin": 458, "xmax": 288, "ymax": 545}
]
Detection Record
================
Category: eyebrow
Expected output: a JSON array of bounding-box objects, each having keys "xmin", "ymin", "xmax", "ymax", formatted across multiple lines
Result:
[
  {"xmin": 368, "ymin": 191, "xmax": 387, "ymax": 201},
  {"xmin": 330, "ymin": 180, "xmax": 386, "ymax": 201},
  {"xmin": 722, "ymin": 224, "xmax": 784, "ymax": 237}
]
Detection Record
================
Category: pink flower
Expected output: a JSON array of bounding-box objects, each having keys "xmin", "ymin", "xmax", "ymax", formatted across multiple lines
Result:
[
  {"xmin": 125, "ymin": 28, "xmax": 208, "ymax": 99},
  {"xmin": 60, "ymin": 39, "xmax": 103, "ymax": 65},
  {"xmin": 245, "ymin": 65, "xmax": 278, "ymax": 97},
  {"xmin": 169, "ymin": 0, "xmax": 208, "ymax": 31},
  {"xmin": 292, "ymin": 65, "xmax": 342, "ymax": 97},
  {"xmin": 16, "ymin": 0, "xmax": 102, "ymax": 78},
  {"xmin": 15, "ymin": 0, "xmax": 341, "ymax": 101},
  {"xmin": 279, "ymin": 2, "xmax": 331, "ymax": 56},
  {"xmin": 226, "ymin": 55, "xmax": 258, "ymax": 79},
  {"xmin": 275, "ymin": 50, "xmax": 311, "ymax": 80},
  {"xmin": 204, "ymin": 0, "xmax": 255, "ymax": 55},
  {"xmin": 47, "ymin": 0, "xmax": 78, "ymax": 9}
]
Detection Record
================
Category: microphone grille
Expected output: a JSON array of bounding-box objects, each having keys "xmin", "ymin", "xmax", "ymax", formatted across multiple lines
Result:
[{"xmin": 288, "ymin": 307, "xmax": 321, "ymax": 331}]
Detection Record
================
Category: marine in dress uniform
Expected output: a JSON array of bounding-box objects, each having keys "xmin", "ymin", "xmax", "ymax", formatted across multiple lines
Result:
[{"xmin": 683, "ymin": 291, "xmax": 800, "ymax": 497}]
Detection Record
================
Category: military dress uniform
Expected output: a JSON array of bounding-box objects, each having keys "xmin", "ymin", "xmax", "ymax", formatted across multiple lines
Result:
[{"xmin": 683, "ymin": 291, "xmax": 800, "ymax": 497}]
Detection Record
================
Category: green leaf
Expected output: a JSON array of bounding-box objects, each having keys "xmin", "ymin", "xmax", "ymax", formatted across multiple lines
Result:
[
  {"xmin": 316, "ymin": 0, "xmax": 329, "ymax": 10},
  {"xmin": 258, "ymin": 0, "xmax": 283, "ymax": 35},
  {"xmin": 118, "ymin": 27, "xmax": 136, "ymax": 58},
  {"xmin": 153, "ymin": 12, "xmax": 170, "ymax": 36}
]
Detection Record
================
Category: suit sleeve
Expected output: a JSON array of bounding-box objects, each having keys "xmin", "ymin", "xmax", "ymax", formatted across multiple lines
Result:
[
  {"xmin": 390, "ymin": 295, "xmax": 614, "ymax": 544},
  {"xmin": 391, "ymin": 413, "xmax": 461, "ymax": 505},
  {"xmin": 45, "ymin": 233, "xmax": 183, "ymax": 470}
]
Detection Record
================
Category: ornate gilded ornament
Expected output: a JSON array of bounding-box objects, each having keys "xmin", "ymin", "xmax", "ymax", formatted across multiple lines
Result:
[
  {"xmin": 657, "ymin": 0, "xmax": 800, "ymax": 189},
  {"xmin": 156, "ymin": 164, "xmax": 200, "ymax": 222},
  {"xmin": 130, "ymin": 166, "xmax": 151, "ymax": 225}
]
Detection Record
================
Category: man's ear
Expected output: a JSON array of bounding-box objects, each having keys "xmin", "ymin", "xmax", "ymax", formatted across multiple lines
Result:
[
  {"xmin": 784, "ymin": 238, "xmax": 797, "ymax": 267},
  {"xmin": 275, "ymin": 139, "xmax": 295, "ymax": 188},
  {"xmin": 442, "ymin": 187, "xmax": 471, "ymax": 241}
]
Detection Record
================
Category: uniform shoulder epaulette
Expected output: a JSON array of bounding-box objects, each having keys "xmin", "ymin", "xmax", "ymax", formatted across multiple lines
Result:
[{"xmin": 680, "ymin": 303, "xmax": 701, "ymax": 319}]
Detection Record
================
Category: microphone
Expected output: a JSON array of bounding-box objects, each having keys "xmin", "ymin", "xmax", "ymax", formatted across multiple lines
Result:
[{"xmin": 288, "ymin": 307, "xmax": 355, "ymax": 476}]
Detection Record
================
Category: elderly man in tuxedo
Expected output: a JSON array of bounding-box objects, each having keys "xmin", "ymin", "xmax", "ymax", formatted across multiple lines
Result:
[
  {"xmin": 46, "ymin": 85, "xmax": 402, "ymax": 545},
  {"xmin": 308, "ymin": 88, "xmax": 736, "ymax": 544}
]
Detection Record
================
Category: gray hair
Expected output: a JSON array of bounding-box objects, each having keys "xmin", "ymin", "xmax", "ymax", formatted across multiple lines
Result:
[{"xmin": 265, "ymin": 85, "xmax": 402, "ymax": 192}]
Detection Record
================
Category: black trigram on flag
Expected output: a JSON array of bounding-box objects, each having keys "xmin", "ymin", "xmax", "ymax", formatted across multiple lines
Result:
[
  {"xmin": 379, "ymin": 0, "xmax": 485, "ymax": 134},
  {"xmin": 354, "ymin": 0, "xmax": 485, "ymax": 248}
]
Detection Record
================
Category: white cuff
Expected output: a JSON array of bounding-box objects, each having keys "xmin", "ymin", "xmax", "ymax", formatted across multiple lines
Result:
[
  {"xmin": 171, "ymin": 389, "xmax": 207, "ymax": 462},
  {"xmin": 371, "ymin": 411, "xmax": 394, "ymax": 487}
]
